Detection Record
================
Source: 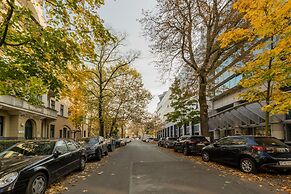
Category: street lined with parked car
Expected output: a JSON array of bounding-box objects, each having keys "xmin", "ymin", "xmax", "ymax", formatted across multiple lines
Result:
[
  {"xmin": 0, "ymin": 137, "xmax": 290, "ymax": 194},
  {"xmin": 0, "ymin": 137, "xmax": 130, "ymax": 194},
  {"xmin": 62, "ymin": 140, "xmax": 288, "ymax": 194}
]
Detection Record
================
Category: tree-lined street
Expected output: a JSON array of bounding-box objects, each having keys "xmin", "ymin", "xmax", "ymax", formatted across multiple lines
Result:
[{"xmin": 0, "ymin": 0, "xmax": 290, "ymax": 194}]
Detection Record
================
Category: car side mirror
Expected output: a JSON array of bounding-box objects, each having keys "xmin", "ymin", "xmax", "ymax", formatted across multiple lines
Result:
[{"xmin": 53, "ymin": 150, "xmax": 61, "ymax": 158}]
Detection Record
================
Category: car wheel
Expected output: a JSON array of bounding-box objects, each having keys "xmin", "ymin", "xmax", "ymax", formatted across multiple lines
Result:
[
  {"xmin": 183, "ymin": 147, "xmax": 189, "ymax": 156},
  {"xmin": 202, "ymin": 151, "xmax": 210, "ymax": 162},
  {"xmin": 104, "ymin": 148, "xmax": 109, "ymax": 156},
  {"xmin": 240, "ymin": 158, "xmax": 257, "ymax": 173},
  {"xmin": 174, "ymin": 146, "xmax": 177, "ymax": 152},
  {"xmin": 95, "ymin": 149, "xmax": 102, "ymax": 161},
  {"xmin": 26, "ymin": 172, "xmax": 48, "ymax": 194},
  {"xmin": 79, "ymin": 156, "xmax": 86, "ymax": 171}
]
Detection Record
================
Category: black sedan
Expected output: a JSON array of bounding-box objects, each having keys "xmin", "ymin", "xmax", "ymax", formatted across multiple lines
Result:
[
  {"xmin": 201, "ymin": 136, "xmax": 291, "ymax": 173},
  {"xmin": 174, "ymin": 135, "xmax": 209, "ymax": 155},
  {"xmin": 0, "ymin": 139, "xmax": 86, "ymax": 194},
  {"xmin": 164, "ymin": 137, "xmax": 177, "ymax": 148},
  {"xmin": 78, "ymin": 137, "xmax": 108, "ymax": 161},
  {"xmin": 157, "ymin": 138, "xmax": 166, "ymax": 147}
]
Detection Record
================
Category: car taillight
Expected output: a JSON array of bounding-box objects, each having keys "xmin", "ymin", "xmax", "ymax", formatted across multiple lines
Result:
[{"xmin": 251, "ymin": 146, "xmax": 266, "ymax": 151}]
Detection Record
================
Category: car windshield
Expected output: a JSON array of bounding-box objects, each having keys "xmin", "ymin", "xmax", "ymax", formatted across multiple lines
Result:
[
  {"xmin": 0, "ymin": 141, "xmax": 55, "ymax": 159},
  {"xmin": 78, "ymin": 138, "xmax": 98, "ymax": 145},
  {"xmin": 254, "ymin": 137, "xmax": 287, "ymax": 147},
  {"xmin": 168, "ymin": 138, "xmax": 177, "ymax": 141}
]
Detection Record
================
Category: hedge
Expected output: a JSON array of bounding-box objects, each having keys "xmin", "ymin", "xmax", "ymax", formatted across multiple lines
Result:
[{"xmin": 0, "ymin": 140, "xmax": 21, "ymax": 152}]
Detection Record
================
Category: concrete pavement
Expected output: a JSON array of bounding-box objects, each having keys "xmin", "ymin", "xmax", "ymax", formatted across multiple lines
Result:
[{"xmin": 64, "ymin": 140, "xmax": 279, "ymax": 194}]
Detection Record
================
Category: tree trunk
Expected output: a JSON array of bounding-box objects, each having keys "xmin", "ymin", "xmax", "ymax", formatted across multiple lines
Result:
[
  {"xmin": 88, "ymin": 117, "xmax": 92, "ymax": 137},
  {"xmin": 109, "ymin": 120, "xmax": 116, "ymax": 137},
  {"xmin": 265, "ymin": 111, "xmax": 270, "ymax": 136},
  {"xmin": 198, "ymin": 75, "xmax": 209, "ymax": 137},
  {"xmin": 98, "ymin": 92, "xmax": 104, "ymax": 137},
  {"xmin": 120, "ymin": 124, "xmax": 124, "ymax": 138},
  {"xmin": 265, "ymin": 36, "xmax": 274, "ymax": 136}
]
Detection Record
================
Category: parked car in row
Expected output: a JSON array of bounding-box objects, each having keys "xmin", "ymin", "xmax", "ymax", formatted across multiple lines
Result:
[
  {"xmin": 0, "ymin": 139, "xmax": 86, "ymax": 194},
  {"xmin": 78, "ymin": 136, "xmax": 108, "ymax": 161},
  {"xmin": 158, "ymin": 137, "xmax": 165, "ymax": 147},
  {"xmin": 146, "ymin": 138, "xmax": 154, "ymax": 143},
  {"xmin": 174, "ymin": 135, "xmax": 210, "ymax": 155},
  {"xmin": 201, "ymin": 136, "xmax": 291, "ymax": 173},
  {"xmin": 115, "ymin": 138, "xmax": 127, "ymax": 148},
  {"xmin": 164, "ymin": 137, "xmax": 177, "ymax": 148},
  {"xmin": 124, "ymin": 138, "xmax": 132, "ymax": 144}
]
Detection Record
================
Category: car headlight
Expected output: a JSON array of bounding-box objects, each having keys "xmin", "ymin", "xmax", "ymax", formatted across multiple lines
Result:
[{"xmin": 0, "ymin": 172, "xmax": 18, "ymax": 188}]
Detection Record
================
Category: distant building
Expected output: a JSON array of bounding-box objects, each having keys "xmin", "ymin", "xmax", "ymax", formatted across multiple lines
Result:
[{"xmin": 156, "ymin": 67, "xmax": 201, "ymax": 139}]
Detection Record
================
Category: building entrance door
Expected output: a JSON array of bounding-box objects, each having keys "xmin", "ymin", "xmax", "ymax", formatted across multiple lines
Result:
[{"xmin": 25, "ymin": 120, "xmax": 33, "ymax": 139}]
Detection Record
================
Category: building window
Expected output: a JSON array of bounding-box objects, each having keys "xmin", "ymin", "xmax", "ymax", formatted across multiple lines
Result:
[
  {"xmin": 50, "ymin": 125, "xmax": 55, "ymax": 138},
  {"xmin": 67, "ymin": 130, "xmax": 70, "ymax": 138},
  {"xmin": 83, "ymin": 130, "xmax": 86, "ymax": 137},
  {"xmin": 51, "ymin": 100, "xmax": 55, "ymax": 110},
  {"xmin": 59, "ymin": 129, "xmax": 63, "ymax": 138},
  {"xmin": 60, "ymin": 104, "xmax": 64, "ymax": 116},
  {"xmin": 0, "ymin": 116, "xmax": 3, "ymax": 136}
]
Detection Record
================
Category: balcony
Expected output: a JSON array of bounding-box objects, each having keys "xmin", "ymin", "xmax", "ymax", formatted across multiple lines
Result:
[{"xmin": 0, "ymin": 95, "xmax": 57, "ymax": 119}]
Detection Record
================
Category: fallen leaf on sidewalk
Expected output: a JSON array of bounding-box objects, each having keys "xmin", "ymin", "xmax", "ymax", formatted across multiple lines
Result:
[
  {"xmin": 98, "ymin": 171, "xmax": 104, "ymax": 175},
  {"xmin": 82, "ymin": 189, "xmax": 88, "ymax": 192}
]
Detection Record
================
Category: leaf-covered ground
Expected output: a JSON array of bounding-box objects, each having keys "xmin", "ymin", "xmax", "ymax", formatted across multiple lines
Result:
[
  {"xmin": 45, "ymin": 148, "xmax": 121, "ymax": 194},
  {"xmin": 158, "ymin": 146, "xmax": 291, "ymax": 194}
]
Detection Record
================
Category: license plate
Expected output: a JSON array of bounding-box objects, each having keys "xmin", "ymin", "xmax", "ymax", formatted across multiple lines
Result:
[
  {"xmin": 279, "ymin": 161, "xmax": 291, "ymax": 165},
  {"xmin": 276, "ymin": 148, "xmax": 289, "ymax": 153},
  {"xmin": 197, "ymin": 143, "xmax": 205, "ymax": 146}
]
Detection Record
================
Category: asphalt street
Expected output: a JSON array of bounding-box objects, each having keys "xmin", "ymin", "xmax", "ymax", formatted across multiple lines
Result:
[{"xmin": 64, "ymin": 140, "xmax": 278, "ymax": 194}]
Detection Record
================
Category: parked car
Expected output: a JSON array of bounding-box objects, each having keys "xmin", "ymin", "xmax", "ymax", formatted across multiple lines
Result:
[
  {"xmin": 201, "ymin": 136, "xmax": 291, "ymax": 173},
  {"xmin": 164, "ymin": 137, "xmax": 177, "ymax": 148},
  {"xmin": 146, "ymin": 137, "xmax": 154, "ymax": 143},
  {"xmin": 78, "ymin": 137, "xmax": 108, "ymax": 161},
  {"xmin": 125, "ymin": 138, "xmax": 131, "ymax": 144},
  {"xmin": 120, "ymin": 139, "xmax": 127, "ymax": 146},
  {"xmin": 107, "ymin": 138, "xmax": 116, "ymax": 152},
  {"xmin": 0, "ymin": 139, "xmax": 86, "ymax": 194},
  {"xmin": 174, "ymin": 135, "xmax": 210, "ymax": 155},
  {"xmin": 158, "ymin": 137, "xmax": 166, "ymax": 147}
]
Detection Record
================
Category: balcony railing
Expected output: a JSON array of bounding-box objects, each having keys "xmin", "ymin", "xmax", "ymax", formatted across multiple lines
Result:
[{"xmin": 0, "ymin": 95, "xmax": 57, "ymax": 119}]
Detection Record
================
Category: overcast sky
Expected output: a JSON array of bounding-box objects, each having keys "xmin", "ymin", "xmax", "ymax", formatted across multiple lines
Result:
[{"xmin": 99, "ymin": 0, "xmax": 170, "ymax": 113}]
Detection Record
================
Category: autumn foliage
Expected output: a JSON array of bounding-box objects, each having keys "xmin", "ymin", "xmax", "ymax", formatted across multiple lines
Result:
[{"xmin": 219, "ymin": 0, "xmax": 291, "ymax": 115}]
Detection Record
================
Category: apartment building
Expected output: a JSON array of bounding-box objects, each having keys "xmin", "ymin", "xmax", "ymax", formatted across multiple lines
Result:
[
  {"xmin": 156, "ymin": 67, "xmax": 201, "ymax": 139},
  {"xmin": 0, "ymin": 94, "xmax": 88, "ymax": 140},
  {"xmin": 156, "ymin": 61, "xmax": 290, "ymax": 142},
  {"xmin": 208, "ymin": 71, "xmax": 291, "ymax": 142}
]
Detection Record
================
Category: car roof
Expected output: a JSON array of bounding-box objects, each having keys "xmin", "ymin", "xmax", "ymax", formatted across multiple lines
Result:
[
  {"xmin": 223, "ymin": 135, "xmax": 274, "ymax": 139},
  {"xmin": 17, "ymin": 139, "xmax": 58, "ymax": 143}
]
